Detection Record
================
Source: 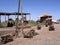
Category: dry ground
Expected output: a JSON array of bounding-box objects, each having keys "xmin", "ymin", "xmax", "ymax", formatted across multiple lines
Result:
[{"xmin": 0, "ymin": 24, "xmax": 60, "ymax": 45}]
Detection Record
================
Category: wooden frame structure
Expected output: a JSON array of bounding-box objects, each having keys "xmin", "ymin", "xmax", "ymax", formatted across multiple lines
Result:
[
  {"xmin": 0, "ymin": 12, "xmax": 30, "ymax": 27},
  {"xmin": 0, "ymin": 12, "xmax": 31, "ymax": 37},
  {"xmin": 0, "ymin": 0, "xmax": 31, "ymax": 37}
]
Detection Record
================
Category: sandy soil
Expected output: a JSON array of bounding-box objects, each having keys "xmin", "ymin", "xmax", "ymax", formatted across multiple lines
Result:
[{"xmin": 0, "ymin": 24, "xmax": 60, "ymax": 45}]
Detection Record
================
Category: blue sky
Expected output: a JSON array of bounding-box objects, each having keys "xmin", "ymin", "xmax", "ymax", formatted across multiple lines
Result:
[{"xmin": 0, "ymin": 0, "xmax": 60, "ymax": 21}]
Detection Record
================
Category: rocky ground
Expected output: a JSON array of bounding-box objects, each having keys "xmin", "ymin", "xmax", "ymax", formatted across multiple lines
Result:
[{"xmin": 0, "ymin": 24, "xmax": 60, "ymax": 45}]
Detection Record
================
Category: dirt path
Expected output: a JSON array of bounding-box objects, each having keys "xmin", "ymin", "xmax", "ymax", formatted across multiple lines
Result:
[{"xmin": 1, "ymin": 24, "xmax": 60, "ymax": 45}]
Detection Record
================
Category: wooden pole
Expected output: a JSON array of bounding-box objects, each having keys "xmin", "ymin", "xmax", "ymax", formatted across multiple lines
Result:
[
  {"xmin": 15, "ymin": 15, "xmax": 16, "ymax": 20},
  {"xmin": 17, "ymin": 0, "xmax": 20, "ymax": 18},
  {"xmin": 0, "ymin": 15, "xmax": 1, "ymax": 27},
  {"xmin": 20, "ymin": 0, "xmax": 24, "ymax": 36},
  {"xmin": 25, "ymin": 15, "xmax": 26, "ymax": 20},
  {"xmin": 5, "ymin": 13, "xmax": 6, "ymax": 22},
  {"xmin": 29, "ymin": 14, "xmax": 31, "ymax": 25},
  {"xmin": 8, "ymin": 15, "xmax": 9, "ymax": 20},
  {"xmin": 15, "ymin": 0, "xmax": 21, "ymax": 37}
]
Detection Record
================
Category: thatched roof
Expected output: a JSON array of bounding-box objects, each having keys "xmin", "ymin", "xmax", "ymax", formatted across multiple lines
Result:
[{"xmin": 39, "ymin": 14, "xmax": 52, "ymax": 18}]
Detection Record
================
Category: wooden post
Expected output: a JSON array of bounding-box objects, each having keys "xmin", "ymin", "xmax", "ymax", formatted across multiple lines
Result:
[
  {"xmin": 29, "ymin": 14, "xmax": 31, "ymax": 25},
  {"xmin": 15, "ymin": 15, "xmax": 16, "ymax": 20},
  {"xmin": 5, "ymin": 15, "xmax": 6, "ymax": 22},
  {"xmin": 20, "ymin": 0, "xmax": 24, "ymax": 36},
  {"xmin": 0, "ymin": 15, "xmax": 1, "ymax": 27},
  {"xmin": 8, "ymin": 15, "xmax": 9, "ymax": 20},
  {"xmin": 15, "ymin": 0, "xmax": 21, "ymax": 37},
  {"xmin": 25, "ymin": 15, "xmax": 26, "ymax": 20},
  {"xmin": 5, "ymin": 12, "xmax": 6, "ymax": 22}
]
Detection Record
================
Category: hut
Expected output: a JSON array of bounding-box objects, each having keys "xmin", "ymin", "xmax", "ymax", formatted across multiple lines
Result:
[{"xmin": 39, "ymin": 14, "xmax": 52, "ymax": 23}]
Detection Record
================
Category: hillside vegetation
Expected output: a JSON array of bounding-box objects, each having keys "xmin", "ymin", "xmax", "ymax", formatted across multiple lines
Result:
[{"xmin": 1, "ymin": 20, "xmax": 37, "ymax": 27}]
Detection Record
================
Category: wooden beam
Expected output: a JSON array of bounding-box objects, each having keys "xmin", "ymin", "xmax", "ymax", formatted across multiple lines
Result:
[{"xmin": 0, "ymin": 12, "xmax": 30, "ymax": 16}]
